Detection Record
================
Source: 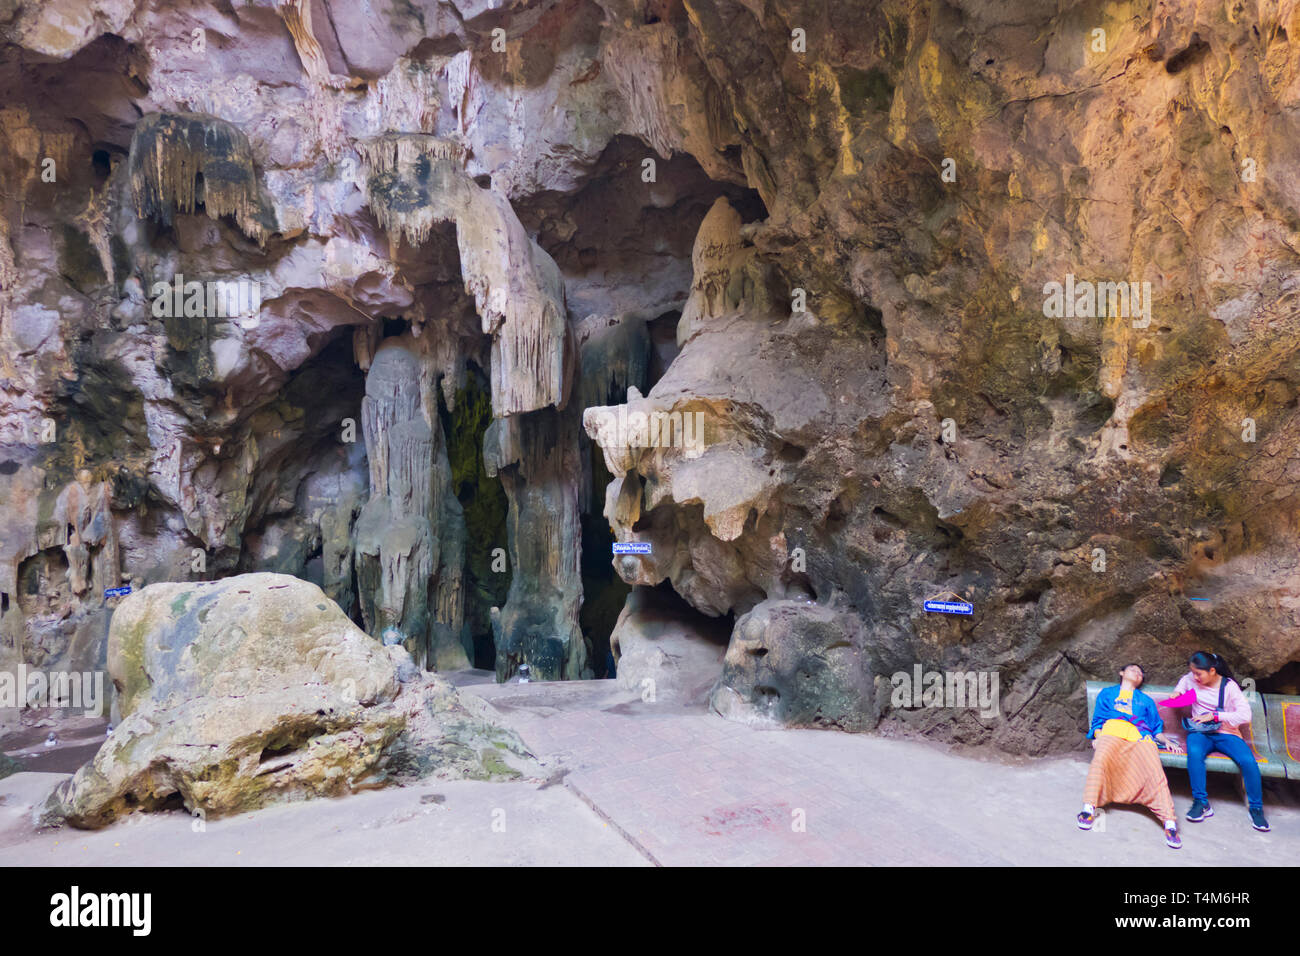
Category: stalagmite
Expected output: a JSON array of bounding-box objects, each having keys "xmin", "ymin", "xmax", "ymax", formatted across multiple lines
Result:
[
  {"xmin": 354, "ymin": 338, "xmax": 469, "ymax": 671},
  {"xmin": 677, "ymin": 197, "xmax": 744, "ymax": 345},
  {"xmin": 484, "ymin": 409, "xmax": 587, "ymax": 681}
]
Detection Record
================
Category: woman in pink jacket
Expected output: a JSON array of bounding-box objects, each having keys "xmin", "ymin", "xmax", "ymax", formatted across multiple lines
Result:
[{"xmin": 1161, "ymin": 651, "xmax": 1268, "ymax": 832}]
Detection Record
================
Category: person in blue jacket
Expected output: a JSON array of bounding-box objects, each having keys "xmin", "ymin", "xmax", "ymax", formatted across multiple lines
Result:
[{"xmin": 1079, "ymin": 663, "xmax": 1184, "ymax": 848}]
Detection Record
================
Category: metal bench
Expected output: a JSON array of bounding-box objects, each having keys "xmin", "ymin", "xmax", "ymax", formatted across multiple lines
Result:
[{"xmin": 1084, "ymin": 681, "xmax": 1296, "ymax": 779}]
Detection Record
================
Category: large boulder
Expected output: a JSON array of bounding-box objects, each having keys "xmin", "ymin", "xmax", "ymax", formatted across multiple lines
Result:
[
  {"xmin": 710, "ymin": 599, "xmax": 877, "ymax": 733},
  {"xmin": 39, "ymin": 573, "xmax": 534, "ymax": 829}
]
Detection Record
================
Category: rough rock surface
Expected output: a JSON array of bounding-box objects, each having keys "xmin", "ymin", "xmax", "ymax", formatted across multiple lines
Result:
[
  {"xmin": 0, "ymin": 751, "xmax": 21, "ymax": 780},
  {"xmin": 610, "ymin": 585, "xmax": 729, "ymax": 703},
  {"xmin": 0, "ymin": 0, "xmax": 1298, "ymax": 758},
  {"xmin": 40, "ymin": 573, "xmax": 536, "ymax": 828},
  {"xmin": 710, "ymin": 599, "xmax": 877, "ymax": 732}
]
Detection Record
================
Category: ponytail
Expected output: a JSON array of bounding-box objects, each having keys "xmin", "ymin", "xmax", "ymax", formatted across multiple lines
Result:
[{"xmin": 1189, "ymin": 650, "xmax": 1234, "ymax": 685}]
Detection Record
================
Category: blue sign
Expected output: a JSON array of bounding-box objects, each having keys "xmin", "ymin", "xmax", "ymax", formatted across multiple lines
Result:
[
  {"xmin": 613, "ymin": 542, "xmax": 652, "ymax": 555},
  {"xmin": 924, "ymin": 599, "xmax": 972, "ymax": 615},
  {"xmin": 104, "ymin": 585, "xmax": 132, "ymax": 598}
]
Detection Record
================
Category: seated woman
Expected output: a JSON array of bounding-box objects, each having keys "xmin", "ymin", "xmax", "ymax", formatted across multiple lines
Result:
[
  {"xmin": 1079, "ymin": 663, "xmax": 1183, "ymax": 849},
  {"xmin": 1160, "ymin": 651, "xmax": 1268, "ymax": 832}
]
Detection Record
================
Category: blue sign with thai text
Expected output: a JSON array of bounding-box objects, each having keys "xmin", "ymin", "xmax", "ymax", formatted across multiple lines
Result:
[
  {"xmin": 923, "ymin": 599, "xmax": 972, "ymax": 615},
  {"xmin": 613, "ymin": 542, "xmax": 652, "ymax": 555}
]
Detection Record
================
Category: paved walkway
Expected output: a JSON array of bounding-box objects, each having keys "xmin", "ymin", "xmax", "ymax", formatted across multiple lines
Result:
[
  {"xmin": 3, "ymin": 673, "xmax": 1296, "ymax": 865},
  {"xmin": 461, "ymin": 677, "xmax": 1300, "ymax": 866},
  {"xmin": 0, "ymin": 772, "xmax": 647, "ymax": 867}
]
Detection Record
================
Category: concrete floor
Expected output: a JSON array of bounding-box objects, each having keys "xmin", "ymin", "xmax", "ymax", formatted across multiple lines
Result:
[
  {"xmin": 2, "ymin": 674, "xmax": 1296, "ymax": 866},
  {"xmin": 460, "ymin": 678, "xmax": 1300, "ymax": 866},
  {"xmin": 0, "ymin": 772, "xmax": 648, "ymax": 867}
]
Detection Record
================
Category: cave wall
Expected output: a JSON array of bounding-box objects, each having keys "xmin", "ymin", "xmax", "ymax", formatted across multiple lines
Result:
[{"xmin": 0, "ymin": 0, "xmax": 1298, "ymax": 752}]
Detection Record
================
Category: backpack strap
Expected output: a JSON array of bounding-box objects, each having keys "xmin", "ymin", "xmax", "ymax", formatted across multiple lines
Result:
[{"xmin": 1217, "ymin": 678, "xmax": 1228, "ymax": 713}]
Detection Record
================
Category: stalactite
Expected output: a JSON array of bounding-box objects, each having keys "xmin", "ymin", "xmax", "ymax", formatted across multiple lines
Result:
[
  {"xmin": 0, "ymin": 107, "xmax": 73, "ymax": 328},
  {"xmin": 604, "ymin": 24, "xmax": 681, "ymax": 159},
  {"xmin": 358, "ymin": 133, "xmax": 468, "ymax": 176},
  {"xmin": 276, "ymin": 0, "xmax": 362, "ymax": 91},
  {"xmin": 72, "ymin": 185, "xmax": 114, "ymax": 286},
  {"xmin": 446, "ymin": 50, "xmax": 476, "ymax": 138},
  {"xmin": 357, "ymin": 133, "xmax": 466, "ymax": 247},
  {"xmin": 0, "ymin": 106, "xmax": 76, "ymax": 204},
  {"xmin": 576, "ymin": 313, "xmax": 650, "ymax": 416},
  {"xmin": 458, "ymin": 187, "xmax": 570, "ymax": 416},
  {"xmin": 366, "ymin": 57, "xmax": 440, "ymax": 134},
  {"xmin": 128, "ymin": 112, "xmax": 270, "ymax": 243},
  {"xmin": 352, "ymin": 322, "xmax": 381, "ymax": 372},
  {"xmin": 575, "ymin": 314, "xmax": 650, "ymax": 510},
  {"xmin": 358, "ymin": 133, "xmax": 570, "ymax": 417}
]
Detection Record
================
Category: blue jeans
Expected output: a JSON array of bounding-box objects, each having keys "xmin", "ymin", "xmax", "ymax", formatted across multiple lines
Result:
[{"xmin": 1186, "ymin": 731, "xmax": 1263, "ymax": 810}]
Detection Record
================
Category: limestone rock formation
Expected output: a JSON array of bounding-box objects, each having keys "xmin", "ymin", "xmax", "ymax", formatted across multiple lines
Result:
[
  {"xmin": 485, "ymin": 408, "xmax": 587, "ymax": 680},
  {"xmin": 1, "ymin": 0, "xmax": 1298, "ymax": 760},
  {"xmin": 128, "ymin": 112, "xmax": 274, "ymax": 243},
  {"xmin": 356, "ymin": 132, "xmax": 584, "ymax": 678},
  {"xmin": 610, "ymin": 585, "xmax": 729, "ymax": 704},
  {"xmin": 710, "ymin": 599, "xmax": 877, "ymax": 732},
  {"xmin": 41, "ymin": 573, "xmax": 532, "ymax": 828},
  {"xmin": 0, "ymin": 470, "xmax": 119, "ymax": 679},
  {"xmin": 355, "ymin": 337, "xmax": 469, "ymax": 670}
]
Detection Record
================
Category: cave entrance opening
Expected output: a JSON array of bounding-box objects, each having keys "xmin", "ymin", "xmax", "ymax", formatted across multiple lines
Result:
[
  {"xmin": 646, "ymin": 309, "xmax": 681, "ymax": 386},
  {"xmin": 580, "ymin": 443, "xmax": 629, "ymax": 680}
]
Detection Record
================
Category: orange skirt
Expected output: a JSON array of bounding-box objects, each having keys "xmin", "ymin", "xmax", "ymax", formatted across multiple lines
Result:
[{"xmin": 1083, "ymin": 735, "xmax": 1175, "ymax": 824}]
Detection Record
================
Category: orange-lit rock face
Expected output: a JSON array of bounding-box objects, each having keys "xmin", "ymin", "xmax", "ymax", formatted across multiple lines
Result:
[{"xmin": 0, "ymin": 0, "xmax": 1298, "ymax": 756}]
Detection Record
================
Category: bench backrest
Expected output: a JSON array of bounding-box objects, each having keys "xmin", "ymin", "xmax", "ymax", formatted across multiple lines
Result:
[
  {"xmin": 1084, "ymin": 680, "xmax": 1295, "ymax": 779},
  {"xmin": 1265, "ymin": 697, "xmax": 1300, "ymax": 780}
]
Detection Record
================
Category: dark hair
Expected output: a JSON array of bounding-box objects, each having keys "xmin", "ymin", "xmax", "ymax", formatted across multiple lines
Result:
[
  {"xmin": 1119, "ymin": 662, "xmax": 1144, "ymax": 681},
  {"xmin": 1189, "ymin": 650, "xmax": 1234, "ymax": 684}
]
